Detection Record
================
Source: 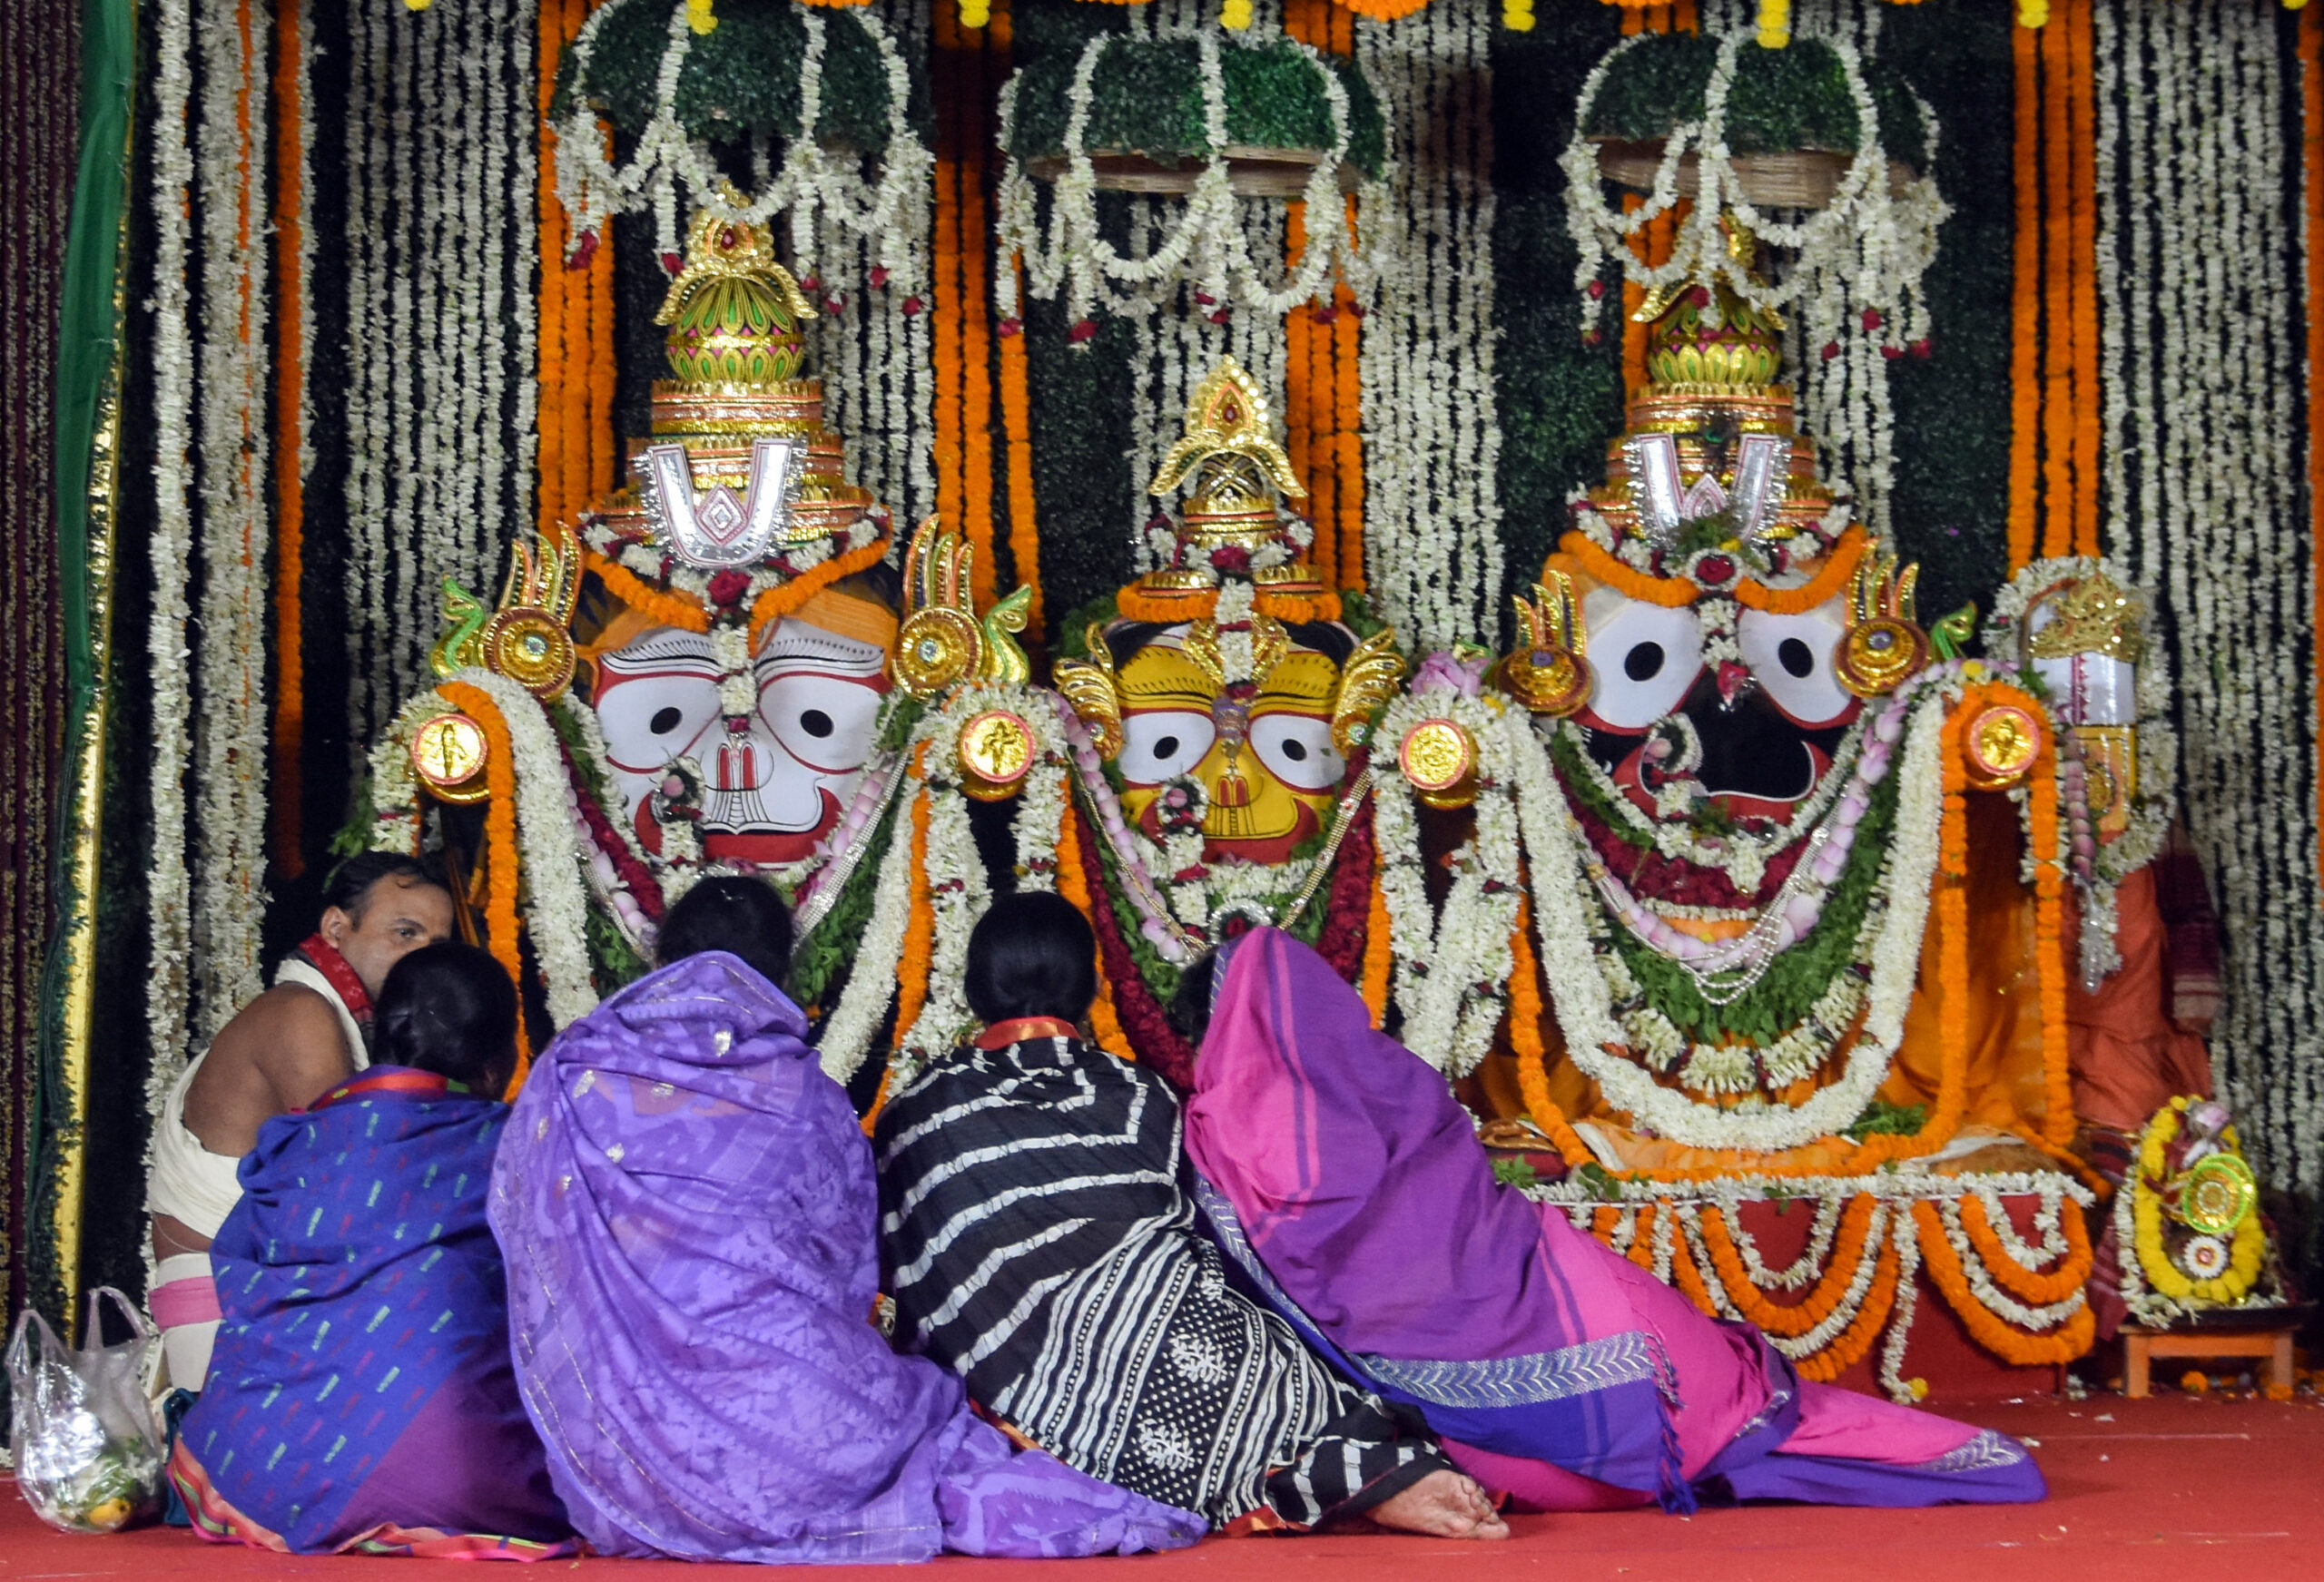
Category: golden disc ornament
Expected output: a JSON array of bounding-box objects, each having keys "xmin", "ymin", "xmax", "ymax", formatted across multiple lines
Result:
[
  {"xmin": 1500, "ymin": 646, "xmax": 1590, "ymax": 716},
  {"xmin": 483, "ymin": 608, "xmax": 577, "ymax": 699},
  {"xmin": 1836, "ymin": 617, "xmax": 1927, "ymax": 697},
  {"xmin": 411, "ymin": 712, "xmax": 490, "ymax": 802},
  {"xmin": 893, "ymin": 606, "xmax": 981, "ymax": 698},
  {"xmin": 2173, "ymin": 1152, "xmax": 2259, "ymax": 1238},
  {"xmin": 1400, "ymin": 718, "xmax": 1479, "ymax": 810},
  {"xmin": 958, "ymin": 710, "xmax": 1036, "ymax": 801},
  {"xmin": 1962, "ymin": 703, "xmax": 2042, "ymax": 790}
]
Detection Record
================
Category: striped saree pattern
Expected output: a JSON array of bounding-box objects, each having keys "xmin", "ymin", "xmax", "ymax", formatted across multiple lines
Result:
[{"xmin": 877, "ymin": 1032, "xmax": 1446, "ymax": 1531}]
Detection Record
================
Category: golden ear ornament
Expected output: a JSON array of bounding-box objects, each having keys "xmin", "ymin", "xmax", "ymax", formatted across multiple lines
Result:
[
  {"xmin": 1835, "ymin": 552, "xmax": 1930, "ymax": 698},
  {"xmin": 892, "ymin": 517, "xmax": 1036, "ymax": 698},
  {"xmin": 1399, "ymin": 718, "xmax": 1479, "ymax": 811},
  {"xmin": 1500, "ymin": 574, "xmax": 1591, "ymax": 716},
  {"xmin": 957, "ymin": 710, "xmax": 1038, "ymax": 802},
  {"xmin": 1330, "ymin": 628, "xmax": 1407, "ymax": 755},
  {"xmin": 411, "ymin": 712, "xmax": 491, "ymax": 803},
  {"xmin": 1052, "ymin": 624, "xmax": 1125, "ymax": 761},
  {"xmin": 433, "ymin": 520, "xmax": 584, "ymax": 700}
]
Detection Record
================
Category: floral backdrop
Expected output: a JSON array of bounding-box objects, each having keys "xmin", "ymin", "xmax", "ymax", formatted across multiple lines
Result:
[{"xmin": 9, "ymin": 0, "xmax": 2323, "ymax": 1335}]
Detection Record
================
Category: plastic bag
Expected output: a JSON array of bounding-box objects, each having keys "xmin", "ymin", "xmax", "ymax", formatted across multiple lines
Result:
[{"xmin": 7, "ymin": 1288, "xmax": 165, "ymax": 1533}]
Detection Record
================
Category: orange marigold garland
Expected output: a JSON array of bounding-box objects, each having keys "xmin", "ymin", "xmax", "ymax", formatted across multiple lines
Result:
[
  {"xmin": 1697, "ymin": 1197, "xmax": 1879, "ymax": 1339},
  {"xmin": 439, "ymin": 681, "xmax": 532, "ymax": 1087},
  {"xmin": 1361, "ymin": 869, "xmax": 1393, "ymax": 1027},
  {"xmin": 1959, "ymin": 1191, "xmax": 2093, "ymax": 1306},
  {"xmin": 2006, "ymin": 16, "xmax": 2042, "ymax": 570},
  {"xmin": 1793, "ymin": 1233, "xmax": 1901, "ymax": 1383},
  {"xmin": 1913, "ymin": 1199, "xmax": 2095, "ymax": 1365},
  {"xmin": 1508, "ymin": 893, "xmax": 1592, "ymax": 1164},
  {"xmin": 270, "ymin": 0, "xmax": 308, "ymax": 875}
]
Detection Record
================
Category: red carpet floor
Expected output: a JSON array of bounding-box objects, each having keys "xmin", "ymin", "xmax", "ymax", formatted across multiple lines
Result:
[{"xmin": 5, "ymin": 1393, "xmax": 2317, "ymax": 1582}]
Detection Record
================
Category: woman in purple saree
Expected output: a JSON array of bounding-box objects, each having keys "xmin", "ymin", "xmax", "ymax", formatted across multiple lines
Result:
[
  {"xmin": 1180, "ymin": 929, "xmax": 2047, "ymax": 1514},
  {"xmin": 489, "ymin": 877, "xmax": 1202, "ymax": 1565}
]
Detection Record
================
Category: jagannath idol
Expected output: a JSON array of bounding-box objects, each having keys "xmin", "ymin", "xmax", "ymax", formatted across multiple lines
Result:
[
  {"xmin": 361, "ymin": 211, "xmax": 911, "ymax": 1042},
  {"xmin": 1322, "ymin": 266, "xmax": 2140, "ymax": 1393}
]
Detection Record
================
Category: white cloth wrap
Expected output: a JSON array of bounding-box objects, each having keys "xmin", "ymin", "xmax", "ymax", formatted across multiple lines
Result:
[{"xmin": 143, "ymin": 954, "xmax": 369, "ymax": 1390}]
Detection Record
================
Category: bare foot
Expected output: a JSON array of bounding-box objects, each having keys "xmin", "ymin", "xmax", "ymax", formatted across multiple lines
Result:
[{"xmin": 1365, "ymin": 1469, "xmax": 1511, "ymax": 1540}]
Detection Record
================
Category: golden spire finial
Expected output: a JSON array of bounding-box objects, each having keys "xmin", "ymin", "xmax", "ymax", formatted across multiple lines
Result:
[
  {"xmin": 1148, "ymin": 356, "xmax": 1305, "ymax": 505},
  {"xmin": 655, "ymin": 201, "xmax": 816, "ymax": 386}
]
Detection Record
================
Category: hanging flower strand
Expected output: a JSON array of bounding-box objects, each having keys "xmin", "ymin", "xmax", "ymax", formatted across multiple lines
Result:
[
  {"xmin": 994, "ymin": 30, "xmax": 1392, "ymax": 330},
  {"xmin": 1561, "ymin": 31, "xmax": 1946, "ymax": 357},
  {"xmin": 552, "ymin": 0, "xmax": 931, "ymax": 291}
]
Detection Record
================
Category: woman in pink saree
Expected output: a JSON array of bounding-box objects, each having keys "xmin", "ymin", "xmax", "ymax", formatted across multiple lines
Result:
[{"xmin": 1178, "ymin": 929, "xmax": 2047, "ymax": 1514}]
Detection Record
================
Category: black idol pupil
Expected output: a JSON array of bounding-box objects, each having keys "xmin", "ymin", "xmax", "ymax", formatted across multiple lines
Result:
[
  {"xmin": 650, "ymin": 706, "xmax": 684, "ymax": 734},
  {"xmin": 1154, "ymin": 735, "xmax": 1180, "ymax": 760},
  {"xmin": 801, "ymin": 709, "xmax": 834, "ymax": 738},
  {"xmin": 1282, "ymin": 738, "xmax": 1307, "ymax": 762},
  {"xmin": 1778, "ymin": 637, "xmax": 1816, "ymax": 679},
  {"xmin": 1623, "ymin": 643, "xmax": 1665, "ymax": 683}
]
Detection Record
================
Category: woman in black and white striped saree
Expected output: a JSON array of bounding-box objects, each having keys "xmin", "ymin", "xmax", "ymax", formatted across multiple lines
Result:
[{"xmin": 874, "ymin": 892, "xmax": 1505, "ymax": 1540}]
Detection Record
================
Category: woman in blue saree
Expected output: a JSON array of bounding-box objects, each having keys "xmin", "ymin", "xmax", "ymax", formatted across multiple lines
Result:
[{"xmin": 169, "ymin": 942, "xmax": 571, "ymax": 1557}]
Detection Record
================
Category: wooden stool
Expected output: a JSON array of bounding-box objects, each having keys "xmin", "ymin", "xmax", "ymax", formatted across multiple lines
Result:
[{"xmin": 2121, "ymin": 1323, "xmax": 2296, "ymax": 1398}]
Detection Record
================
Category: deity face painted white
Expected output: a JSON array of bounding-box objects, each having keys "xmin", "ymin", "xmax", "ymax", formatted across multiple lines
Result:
[{"xmin": 591, "ymin": 617, "xmax": 890, "ymax": 864}]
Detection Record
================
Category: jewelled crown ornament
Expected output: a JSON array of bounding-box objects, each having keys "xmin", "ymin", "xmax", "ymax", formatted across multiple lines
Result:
[{"xmin": 365, "ymin": 207, "xmax": 906, "ymax": 1038}]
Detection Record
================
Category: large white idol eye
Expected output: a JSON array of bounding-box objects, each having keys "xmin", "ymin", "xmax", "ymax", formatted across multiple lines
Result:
[
  {"xmin": 595, "ymin": 632, "xmax": 723, "ymax": 773},
  {"xmin": 1249, "ymin": 712, "xmax": 1345, "ymax": 792},
  {"xmin": 1738, "ymin": 600, "xmax": 1854, "ymax": 728},
  {"xmin": 1581, "ymin": 594, "xmax": 1705, "ymax": 731},
  {"xmin": 1119, "ymin": 711, "xmax": 1218, "ymax": 784},
  {"xmin": 759, "ymin": 671, "xmax": 886, "ymax": 773}
]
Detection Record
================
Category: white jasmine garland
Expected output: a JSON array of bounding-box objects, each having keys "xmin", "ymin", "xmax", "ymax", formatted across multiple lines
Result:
[
  {"xmin": 886, "ymin": 685, "xmax": 1073, "ymax": 1081},
  {"xmin": 2093, "ymin": 3, "xmax": 2320, "ymax": 1205},
  {"xmin": 452, "ymin": 670, "xmax": 601, "ymax": 1031},
  {"xmin": 1356, "ymin": 0, "xmax": 1502, "ymax": 653},
  {"xmin": 555, "ymin": 1, "xmax": 931, "ymax": 295},
  {"xmin": 1373, "ymin": 686, "xmax": 1523, "ymax": 1076},
  {"xmin": 1513, "ymin": 667, "xmax": 1953, "ymax": 1152},
  {"xmin": 1535, "ymin": 1168, "xmax": 2093, "ymax": 1403},
  {"xmin": 815, "ymin": 771, "xmax": 921, "ymax": 1085},
  {"xmin": 144, "ymin": 0, "xmax": 197, "ymax": 1091}
]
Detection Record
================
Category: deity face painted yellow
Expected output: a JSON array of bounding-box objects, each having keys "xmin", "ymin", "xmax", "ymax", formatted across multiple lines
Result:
[{"xmin": 1111, "ymin": 626, "xmax": 1349, "ymax": 865}]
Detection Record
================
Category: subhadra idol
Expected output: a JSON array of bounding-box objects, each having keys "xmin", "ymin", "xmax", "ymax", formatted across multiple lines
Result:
[
  {"xmin": 361, "ymin": 213, "xmax": 906, "ymax": 1045},
  {"xmin": 1044, "ymin": 358, "xmax": 1405, "ymax": 1088},
  {"xmin": 1382, "ymin": 277, "xmax": 2104, "ymax": 1394}
]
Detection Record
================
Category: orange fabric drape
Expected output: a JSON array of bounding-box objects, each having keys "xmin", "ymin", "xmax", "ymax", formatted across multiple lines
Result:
[
  {"xmin": 537, "ymin": 0, "xmax": 616, "ymax": 541},
  {"xmin": 1280, "ymin": 0, "xmax": 1366, "ymax": 594},
  {"xmin": 2008, "ymin": 0, "xmax": 2098, "ymax": 569},
  {"xmin": 270, "ymin": 0, "xmax": 307, "ymax": 875}
]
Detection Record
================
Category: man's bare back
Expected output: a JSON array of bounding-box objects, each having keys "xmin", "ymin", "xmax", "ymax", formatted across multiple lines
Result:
[{"xmin": 153, "ymin": 870, "xmax": 453, "ymax": 1260}]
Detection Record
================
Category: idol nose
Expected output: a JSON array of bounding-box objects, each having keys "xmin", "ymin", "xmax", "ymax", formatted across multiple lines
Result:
[{"xmin": 712, "ymin": 732, "xmax": 774, "ymax": 793}]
